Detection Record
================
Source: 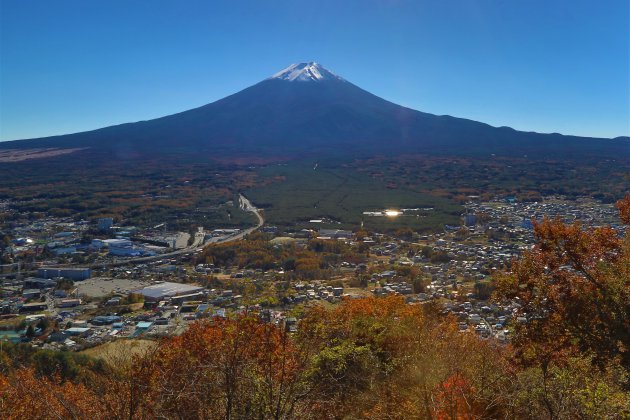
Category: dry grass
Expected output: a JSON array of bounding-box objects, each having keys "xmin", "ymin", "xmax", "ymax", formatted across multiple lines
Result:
[{"xmin": 81, "ymin": 339, "xmax": 157, "ymax": 366}]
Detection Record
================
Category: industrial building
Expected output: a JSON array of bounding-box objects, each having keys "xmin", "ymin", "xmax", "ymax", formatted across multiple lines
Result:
[
  {"xmin": 57, "ymin": 298, "xmax": 81, "ymax": 308},
  {"xmin": 37, "ymin": 267, "xmax": 91, "ymax": 281},
  {"xmin": 23, "ymin": 277, "xmax": 58, "ymax": 289},
  {"xmin": 19, "ymin": 302, "xmax": 48, "ymax": 312},
  {"xmin": 91, "ymin": 238, "xmax": 145, "ymax": 256},
  {"xmin": 134, "ymin": 282, "xmax": 205, "ymax": 302},
  {"xmin": 92, "ymin": 238, "xmax": 132, "ymax": 248},
  {"xmin": 91, "ymin": 315, "xmax": 122, "ymax": 325},
  {"xmin": 318, "ymin": 229, "xmax": 353, "ymax": 239}
]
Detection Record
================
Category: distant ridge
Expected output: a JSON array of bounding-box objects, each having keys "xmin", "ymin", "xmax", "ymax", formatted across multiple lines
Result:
[{"xmin": 2, "ymin": 62, "xmax": 628, "ymax": 159}]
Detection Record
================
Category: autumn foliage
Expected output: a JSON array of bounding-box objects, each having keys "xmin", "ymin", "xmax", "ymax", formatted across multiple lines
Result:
[
  {"xmin": 132, "ymin": 317, "xmax": 307, "ymax": 419},
  {"xmin": 495, "ymin": 195, "xmax": 630, "ymax": 370},
  {"xmin": 1, "ymin": 297, "xmax": 506, "ymax": 419},
  {"xmin": 1, "ymin": 196, "xmax": 629, "ymax": 419},
  {"xmin": 2, "ymin": 296, "xmax": 628, "ymax": 418},
  {"xmin": 200, "ymin": 234, "xmax": 367, "ymax": 278}
]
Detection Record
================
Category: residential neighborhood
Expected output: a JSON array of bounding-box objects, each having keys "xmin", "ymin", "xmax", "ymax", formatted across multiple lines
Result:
[{"xmin": 0, "ymin": 194, "xmax": 621, "ymax": 354}]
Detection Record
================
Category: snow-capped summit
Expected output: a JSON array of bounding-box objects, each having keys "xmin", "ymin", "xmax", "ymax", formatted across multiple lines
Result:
[
  {"xmin": 6, "ymin": 60, "xmax": 625, "ymax": 162},
  {"xmin": 270, "ymin": 62, "xmax": 344, "ymax": 82}
]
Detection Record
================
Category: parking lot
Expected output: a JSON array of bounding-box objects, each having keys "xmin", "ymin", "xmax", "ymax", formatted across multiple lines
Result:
[{"xmin": 76, "ymin": 277, "xmax": 150, "ymax": 298}]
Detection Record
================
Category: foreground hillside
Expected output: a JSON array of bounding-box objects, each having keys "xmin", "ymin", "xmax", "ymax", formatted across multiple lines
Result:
[{"xmin": 1, "ymin": 196, "xmax": 628, "ymax": 419}]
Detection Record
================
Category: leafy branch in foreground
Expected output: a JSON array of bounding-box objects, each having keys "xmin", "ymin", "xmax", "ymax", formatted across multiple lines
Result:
[{"xmin": 495, "ymin": 195, "xmax": 630, "ymax": 371}]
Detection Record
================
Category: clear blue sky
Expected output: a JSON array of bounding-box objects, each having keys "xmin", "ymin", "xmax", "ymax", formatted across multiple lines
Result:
[{"xmin": 1, "ymin": 0, "xmax": 628, "ymax": 141}]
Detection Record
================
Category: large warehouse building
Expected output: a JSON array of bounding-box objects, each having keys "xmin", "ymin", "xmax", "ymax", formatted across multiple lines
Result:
[
  {"xmin": 134, "ymin": 282, "xmax": 205, "ymax": 302},
  {"xmin": 37, "ymin": 267, "xmax": 91, "ymax": 281}
]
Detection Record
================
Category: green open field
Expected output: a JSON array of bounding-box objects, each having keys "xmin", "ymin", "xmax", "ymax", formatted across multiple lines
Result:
[{"xmin": 246, "ymin": 161, "xmax": 462, "ymax": 232}]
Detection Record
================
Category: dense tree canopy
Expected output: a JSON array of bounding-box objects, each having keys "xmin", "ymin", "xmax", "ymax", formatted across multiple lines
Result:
[
  {"xmin": 2, "ymin": 294, "xmax": 628, "ymax": 418},
  {"xmin": 200, "ymin": 235, "xmax": 367, "ymax": 279},
  {"xmin": 495, "ymin": 195, "xmax": 630, "ymax": 371}
]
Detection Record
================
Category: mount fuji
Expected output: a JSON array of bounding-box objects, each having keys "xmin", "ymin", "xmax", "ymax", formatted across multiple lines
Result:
[
  {"xmin": 2, "ymin": 62, "xmax": 628, "ymax": 159},
  {"xmin": 270, "ymin": 62, "xmax": 344, "ymax": 82}
]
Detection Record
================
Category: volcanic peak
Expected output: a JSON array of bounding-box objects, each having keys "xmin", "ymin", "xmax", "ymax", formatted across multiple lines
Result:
[{"xmin": 269, "ymin": 62, "xmax": 343, "ymax": 82}]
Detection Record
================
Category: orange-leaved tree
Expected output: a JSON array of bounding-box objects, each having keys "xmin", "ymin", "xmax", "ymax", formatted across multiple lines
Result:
[
  {"xmin": 0, "ymin": 367, "xmax": 108, "ymax": 419},
  {"xmin": 495, "ymin": 194, "xmax": 630, "ymax": 370},
  {"xmin": 132, "ymin": 315, "xmax": 310, "ymax": 419},
  {"xmin": 298, "ymin": 295, "xmax": 511, "ymax": 419}
]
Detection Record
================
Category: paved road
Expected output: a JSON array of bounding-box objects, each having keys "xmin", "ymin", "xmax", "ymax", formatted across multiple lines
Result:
[
  {"xmin": 91, "ymin": 193, "xmax": 263, "ymax": 268},
  {"xmin": 3, "ymin": 194, "xmax": 264, "ymax": 275},
  {"xmin": 202, "ymin": 195, "xmax": 264, "ymax": 245},
  {"xmin": 235, "ymin": 194, "xmax": 265, "ymax": 235}
]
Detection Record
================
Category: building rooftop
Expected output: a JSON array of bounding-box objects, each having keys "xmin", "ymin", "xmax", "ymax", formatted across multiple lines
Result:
[{"xmin": 135, "ymin": 282, "xmax": 204, "ymax": 300}]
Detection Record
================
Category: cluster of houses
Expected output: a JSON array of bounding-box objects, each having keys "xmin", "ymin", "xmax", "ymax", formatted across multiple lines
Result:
[
  {"xmin": 288, "ymin": 282, "xmax": 345, "ymax": 303},
  {"xmin": 372, "ymin": 281, "xmax": 414, "ymax": 296},
  {"xmin": 0, "ymin": 268, "xmax": 92, "ymax": 317},
  {"xmin": 465, "ymin": 196, "xmax": 621, "ymax": 231},
  {"xmin": 441, "ymin": 299, "xmax": 525, "ymax": 342},
  {"xmin": 1, "ymin": 195, "xmax": 622, "ymax": 350}
]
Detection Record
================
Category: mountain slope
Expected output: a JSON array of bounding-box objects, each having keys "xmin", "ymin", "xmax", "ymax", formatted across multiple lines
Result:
[{"xmin": 2, "ymin": 62, "xmax": 628, "ymax": 159}]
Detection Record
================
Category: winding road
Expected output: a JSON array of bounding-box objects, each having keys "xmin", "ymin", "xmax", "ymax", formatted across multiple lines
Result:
[
  {"xmin": 91, "ymin": 193, "xmax": 264, "ymax": 268},
  {"xmin": 1, "ymin": 194, "xmax": 264, "ymax": 278}
]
